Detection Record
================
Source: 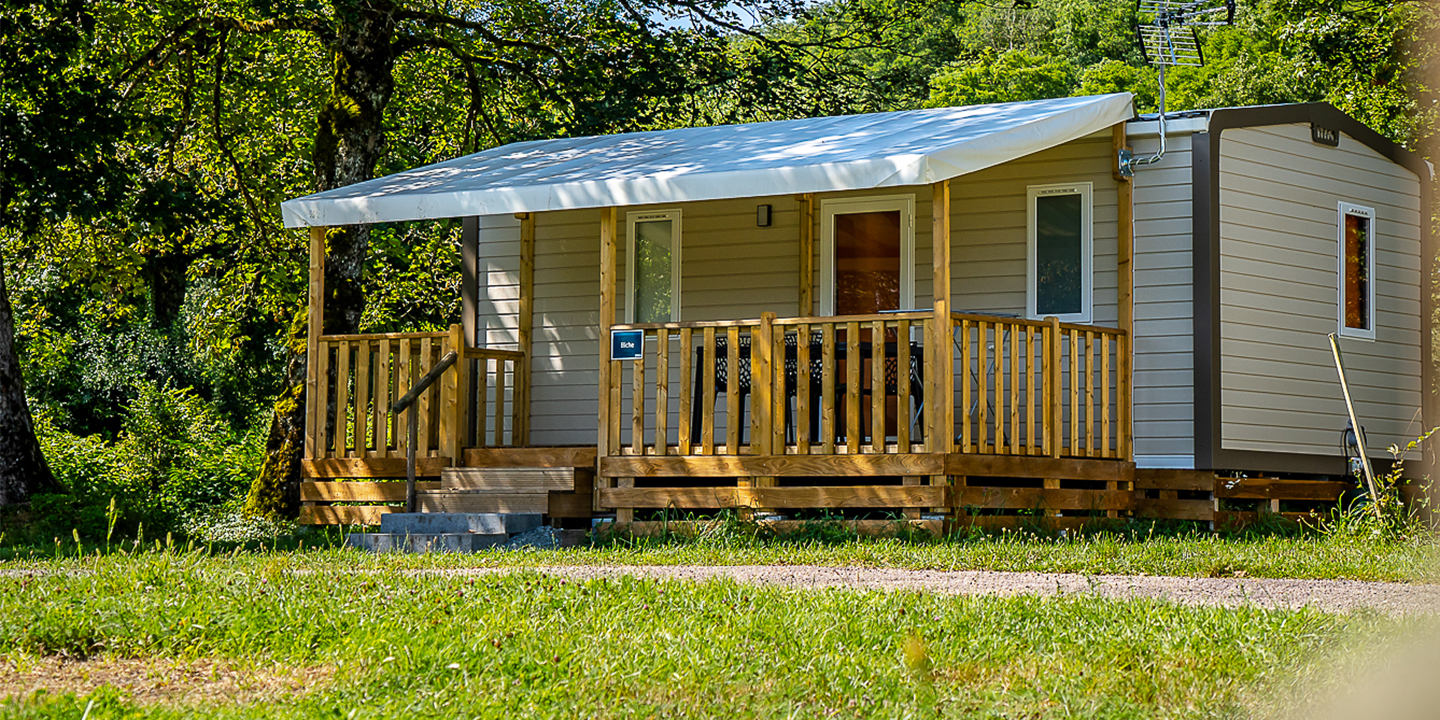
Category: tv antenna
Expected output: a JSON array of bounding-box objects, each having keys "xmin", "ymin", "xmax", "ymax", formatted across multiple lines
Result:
[{"xmin": 1120, "ymin": 0, "xmax": 1237, "ymax": 176}]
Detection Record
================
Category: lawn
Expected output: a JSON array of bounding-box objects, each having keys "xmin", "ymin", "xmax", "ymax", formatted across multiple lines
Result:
[
  {"xmin": 4, "ymin": 525, "xmax": 1437, "ymax": 582},
  {"xmin": 0, "ymin": 550, "xmax": 1421, "ymax": 719}
]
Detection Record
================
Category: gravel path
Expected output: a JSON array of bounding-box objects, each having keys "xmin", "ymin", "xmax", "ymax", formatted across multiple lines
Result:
[{"xmin": 433, "ymin": 564, "xmax": 1440, "ymax": 615}]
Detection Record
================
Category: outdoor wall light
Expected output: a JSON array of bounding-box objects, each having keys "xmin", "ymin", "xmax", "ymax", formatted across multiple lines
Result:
[{"xmin": 757, "ymin": 204, "xmax": 772, "ymax": 227}]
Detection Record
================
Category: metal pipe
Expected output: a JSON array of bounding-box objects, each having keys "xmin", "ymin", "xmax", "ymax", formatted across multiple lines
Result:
[
  {"xmin": 1328, "ymin": 333, "xmax": 1382, "ymax": 519},
  {"xmin": 1131, "ymin": 64, "xmax": 1168, "ymax": 168},
  {"xmin": 391, "ymin": 350, "xmax": 458, "ymax": 513}
]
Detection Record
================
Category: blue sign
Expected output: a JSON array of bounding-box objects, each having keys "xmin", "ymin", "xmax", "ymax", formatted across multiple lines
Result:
[{"xmin": 611, "ymin": 330, "xmax": 644, "ymax": 360}]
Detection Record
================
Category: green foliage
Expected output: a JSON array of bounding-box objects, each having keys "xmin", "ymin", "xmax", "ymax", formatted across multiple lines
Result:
[
  {"xmin": 10, "ymin": 385, "xmax": 265, "ymax": 542},
  {"xmin": 926, "ymin": 48, "xmax": 1078, "ymax": 107},
  {"xmin": 1321, "ymin": 429, "xmax": 1437, "ymax": 543}
]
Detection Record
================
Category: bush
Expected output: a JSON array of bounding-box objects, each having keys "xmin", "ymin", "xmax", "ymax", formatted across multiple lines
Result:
[{"xmin": 12, "ymin": 383, "xmax": 266, "ymax": 543}]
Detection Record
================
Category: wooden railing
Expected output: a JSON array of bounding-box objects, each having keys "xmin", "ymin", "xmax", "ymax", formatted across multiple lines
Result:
[
  {"xmin": 308, "ymin": 330, "xmax": 451, "ymax": 461},
  {"xmin": 463, "ymin": 347, "xmax": 527, "ymax": 449},
  {"xmin": 305, "ymin": 324, "xmax": 526, "ymax": 465},
  {"xmin": 951, "ymin": 314, "xmax": 1128, "ymax": 459},
  {"xmin": 606, "ymin": 312, "xmax": 935, "ymax": 457},
  {"xmin": 603, "ymin": 312, "xmax": 1130, "ymax": 460}
]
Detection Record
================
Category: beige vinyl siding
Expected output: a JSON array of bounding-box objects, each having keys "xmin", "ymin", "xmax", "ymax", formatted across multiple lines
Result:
[
  {"xmin": 1129, "ymin": 130, "xmax": 1197, "ymax": 467},
  {"xmin": 1218, "ymin": 123, "xmax": 1422, "ymax": 459},
  {"xmin": 949, "ymin": 133, "xmax": 1120, "ymax": 325}
]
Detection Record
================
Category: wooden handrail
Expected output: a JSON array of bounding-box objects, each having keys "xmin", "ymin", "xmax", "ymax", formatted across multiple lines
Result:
[
  {"xmin": 950, "ymin": 312, "xmax": 1127, "ymax": 336},
  {"xmin": 463, "ymin": 347, "xmax": 526, "ymax": 361},
  {"xmin": 319, "ymin": 331, "xmax": 448, "ymax": 341}
]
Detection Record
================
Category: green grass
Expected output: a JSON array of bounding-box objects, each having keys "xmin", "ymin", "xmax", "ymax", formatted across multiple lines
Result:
[
  {"xmin": 0, "ymin": 551, "xmax": 1418, "ymax": 719},
  {"xmin": 4, "ymin": 524, "xmax": 1437, "ymax": 582}
]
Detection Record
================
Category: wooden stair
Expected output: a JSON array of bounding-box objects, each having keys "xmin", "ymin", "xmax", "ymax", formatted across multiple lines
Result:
[{"xmin": 419, "ymin": 465, "xmax": 594, "ymax": 523}]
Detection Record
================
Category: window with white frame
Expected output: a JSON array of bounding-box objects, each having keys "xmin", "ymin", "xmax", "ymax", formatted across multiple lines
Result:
[
  {"xmin": 1337, "ymin": 202, "xmax": 1376, "ymax": 340},
  {"xmin": 1026, "ymin": 183, "xmax": 1093, "ymax": 323},
  {"xmin": 626, "ymin": 209, "xmax": 681, "ymax": 323}
]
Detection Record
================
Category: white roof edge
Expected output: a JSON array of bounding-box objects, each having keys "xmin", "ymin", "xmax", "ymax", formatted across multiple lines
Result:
[
  {"xmin": 1125, "ymin": 115, "xmax": 1210, "ymax": 138},
  {"xmin": 281, "ymin": 93, "xmax": 1134, "ymax": 228}
]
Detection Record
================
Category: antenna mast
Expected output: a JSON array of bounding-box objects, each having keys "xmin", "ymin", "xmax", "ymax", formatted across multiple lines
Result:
[{"xmin": 1121, "ymin": 0, "xmax": 1236, "ymax": 176}]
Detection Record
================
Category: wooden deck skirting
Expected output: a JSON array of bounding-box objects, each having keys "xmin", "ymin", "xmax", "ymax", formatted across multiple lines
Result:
[{"xmin": 598, "ymin": 453, "xmax": 1134, "ymax": 481}]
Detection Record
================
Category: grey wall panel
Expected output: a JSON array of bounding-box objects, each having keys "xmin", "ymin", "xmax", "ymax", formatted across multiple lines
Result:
[{"xmin": 1217, "ymin": 123, "xmax": 1423, "ymax": 458}]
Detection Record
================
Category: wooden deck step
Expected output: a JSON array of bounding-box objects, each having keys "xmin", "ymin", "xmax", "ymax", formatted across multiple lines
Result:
[
  {"xmin": 442, "ymin": 467, "xmax": 581, "ymax": 492},
  {"xmin": 416, "ymin": 491, "xmax": 550, "ymax": 514}
]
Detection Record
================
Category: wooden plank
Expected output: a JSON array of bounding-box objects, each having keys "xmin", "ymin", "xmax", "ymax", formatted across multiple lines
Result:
[
  {"xmin": 417, "ymin": 337, "xmax": 433, "ymax": 456},
  {"xmin": 948, "ymin": 516, "xmax": 1117, "ymax": 532},
  {"xmin": 300, "ymin": 481, "xmax": 442, "ymax": 502},
  {"xmin": 317, "ymin": 340, "xmax": 332, "ymax": 457},
  {"xmin": 548, "ymin": 492, "xmax": 594, "ymax": 519},
  {"xmin": 319, "ymin": 331, "xmax": 447, "ymax": 342},
  {"xmin": 632, "ymin": 334, "xmax": 646, "ymax": 454},
  {"xmin": 598, "ymin": 206, "xmax": 617, "ymax": 459},
  {"xmin": 1101, "ymin": 334, "xmax": 1111, "ymax": 459},
  {"xmin": 846, "ymin": 321, "xmax": 861, "ymax": 454},
  {"xmin": 599, "ymin": 485, "xmax": 948, "ymax": 510},
  {"xmin": 978, "ymin": 321, "xmax": 989, "ymax": 454},
  {"xmin": 960, "ymin": 319, "xmax": 971, "ymax": 453},
  {"xmin": 821, "ymin": 323, "xmax": 836, "ymax": 454},
  {"xmin": 442, "ymin": 467, "xmax": 578, "ymax": 491},
  {"xmin": 655, "ymin": 329, "xmax": 669, "ymax": 456},
  {"xmin": 446, "ymin": 323, "xmax": 467, "ymax": 463},
  {"xmin": 1214, "ymin": 478, "xmax": 1347, "ymax": 501},
  {"xmin": 302, "ymin": 457, "xmax": 451, "ymax": 478},
  {"xmin": 1009, "ymin": 324, "xmax": 1020, "ymax": 454},
  {"xmin": 725, "ymin": 326, "xmax": 740, "ymax": 454},
  {"xmin": 757, "ymin": 314, "xmax": 776, "ymax": 456},
  {"xmin": 1134, "ymin": 469, "xmax": 1217, "ymax": 492},
  {"xmin": 871, "ymin": 319, "xmax": 885, "ymax": 453},
  {"xmin": 475, "ymin": 356, "xmax": 490, "ymax": 446},
  {"xmin": 903, "ymin": 475, "xmax": 920, "ymax": 519},
  {"xmin": 772, "ymin": 311, "xmax": 932, "ymax": 327},
  {"xmin": 931, "ymin": 179, "xmax": 953, "ymax": 454},
  {"xmin": 1041, "ymin": 323, "xmax": 1052, "ymax": 456},
  {"xmin": 994, "ymin": 323, "xmax": 1004, "ymax": 453},
  {"xmin": 798, "ymin": 194, "xmax": 815, "ymax": 316},
  {"xmin": 1085, "ymin": 330, "xmax": 1095, "ymax": 458},
  {"xmin": 609, "ymin": 357, "xmax": 622, "ymax": 456},
  {"xmin": 493, "ymin": 354, "xmax": 507, "ymax": 445},
  {"xmin": 1119, "ymin": 333, "xmax": 1132, "ymax": 460},
  {"xmin": 599, "ymin": 453, "xmax": 947, "ymax": 478},
  {"xmin": 396, "ymin": 338, "xmax": 411, "ymax": 457},
  {"xmin": 518, "ymin": 211, "xmax": 535, "ymax": 445},
  {"xmin": 953, "ymin": 487, "xmax": 1133, "ymax": 512},
  {"xmin": 463, "ymin": 447, "xmax": 597, "ymax": 469},
  {"xmin": 678, "ymin": 327, "xmax": 693, "ymax": 455},
  {"xmin": 1134, "ymin": 498, "xmax": 1213, "ymax": 522},
  {"xmin": 1025, "ymin": 326, "xmax": 1035, "ymax": 455},
  {"xmin": 624, "ymin": 518, "xmax": 943, "ymax": 538},
  {"xmin": 376, "ymin": 340, "xmax": 391, "ymax": 459},
  {"xmin": 943, "ymin": 454, "xmax": 1135, "ymax": 483},
  {"xmin": 335, "ymin": 339, "xmax": 351, "ymax": 457},
  {"xmin": 305, "ymin": 227, "xmax": 326, "ymax": 460},
  {"xmin": 298, "ymin": 505, "xmax": 398, "ymax": 526},
  {"xmin": 797, "ymin": 323, "xmax": 812, "ymax": 454},
  {"xmin": 702, "ymin": 326, "xmax": 716, "ymax": 455},
  {"xmin": 1068, "ymin": 329, "xmax": 1078, "ymax": 458},
  {"xmin": 770, "ymin": 317, "xmax": 784, "ymax": 458},
  {"xmin": 355, "ymin": 341, "xmax": 371, "ymax": 458},
  {"xmin": 897, "ymin": 321, "xmax": 910, "ymax": 450},
  {"xmin": 416, "ymin": 491, "xmax": 550, "ymax": 514}
]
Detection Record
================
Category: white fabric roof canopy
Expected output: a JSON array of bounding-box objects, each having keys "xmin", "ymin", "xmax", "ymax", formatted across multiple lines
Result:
[{"xmin": 280, "ymin": 93, "xmax": 1134, "ymax": 228}]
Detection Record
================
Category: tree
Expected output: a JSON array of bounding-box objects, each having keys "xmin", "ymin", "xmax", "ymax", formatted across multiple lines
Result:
[
  {"xmin": 0, "ymin": 0, "xmax": 130, "ymax": 506},
  {"xmin": 926, "ymin": 48, "xmax": 1077, "ymax": 107}
]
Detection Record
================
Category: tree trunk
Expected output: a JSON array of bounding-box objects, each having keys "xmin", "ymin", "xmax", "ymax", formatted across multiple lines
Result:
[
  {"xmin": 244, "ymin": 1, "xmax": 399, "ymax": 518},
  {"xmin": 0, "ymin": 260, "xmax": 61, "ymax": 506}
]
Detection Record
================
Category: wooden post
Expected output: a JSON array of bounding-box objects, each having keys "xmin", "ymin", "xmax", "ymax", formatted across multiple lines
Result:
[
  {"xmin": 930, "ymin": 181, "xmax": 954, "ymax": 455},
  {"xmin": 930, "ymin": 181, "xmax": 953, "ymax": 518},
  {"xmin": 798, "ymin": 194, "xmax": 815, "ymax": 316},
  {"xmin": 460, "ymin": 217, "xmax": 479, "ymax": 453},
  {"xmin": 1112, "ymin": 123, "xmax": 1135, "ymax": 464},
  {"xmin": 305, "ymin": 226, "xmax": 326, "ymax": 460},
  {"xmin": 517, "ymin": 212, "xmax": 535, "ymax": 445},
  {"xmin": 1048, "ymin": 316, "xmax": 1063, "ymax": 459},
  {"xmin": 597, "ymin": 207, "xmax": 620, "ymax": 514},
  {"xmin": 444, "ymin": 323, "xmax": 468, "ymax": 466}
]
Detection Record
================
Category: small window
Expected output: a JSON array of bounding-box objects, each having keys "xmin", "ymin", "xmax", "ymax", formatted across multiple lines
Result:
[
  {"xmin": 1027, "ymin": 183, "xmax": 1093, "ymax": 323},
  {"xmin": 1337, "ymin": 202, "xmax": 1376, "ymax": 340},
  {"xmin": 626, "ymin": 209, "xmax": 681, "ymax": 323}
]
